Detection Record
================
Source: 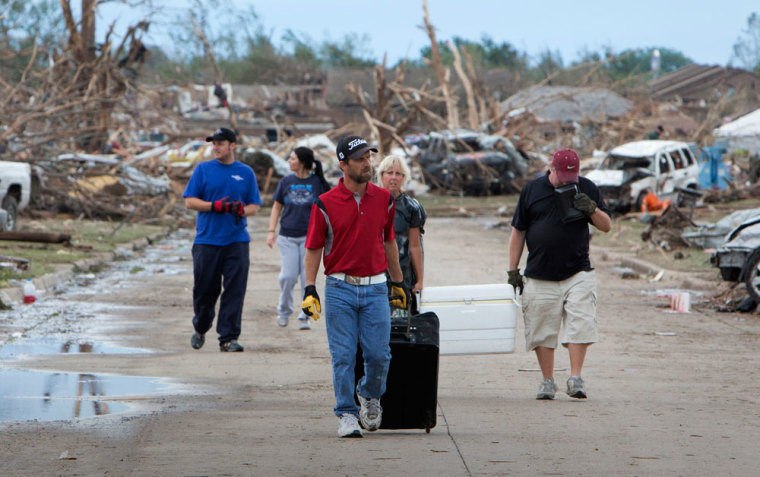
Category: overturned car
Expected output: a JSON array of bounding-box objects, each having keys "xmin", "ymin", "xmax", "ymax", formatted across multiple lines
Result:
[
  {"xmin": 586, "ymin": 140, "xmax": 700, "ymax": 213},
  {"xmin": 409, "ymin": 130, "xmax": 528, "ymax": 195}
]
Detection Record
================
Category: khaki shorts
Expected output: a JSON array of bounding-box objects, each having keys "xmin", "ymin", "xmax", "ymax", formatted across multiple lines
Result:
[{"xmin": 521, "ymin": 270, "xmax": 598, "ymax": 351}]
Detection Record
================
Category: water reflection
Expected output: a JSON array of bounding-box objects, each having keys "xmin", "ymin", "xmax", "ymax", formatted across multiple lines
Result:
[
  {"xmin": 0, "ymin": 369, "xmax": 169, "ymax": 422},
  {"xmin": 0, "ymin": 230, "xmax": 191, "ymax": 422},
  {"xmin": 0, "ymin": 337, "xmax": 149, "ymax": 359}
]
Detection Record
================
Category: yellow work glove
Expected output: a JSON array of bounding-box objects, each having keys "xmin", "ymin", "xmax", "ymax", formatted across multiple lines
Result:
[
  {"xmin": 301, "ymin": 285, "xmax": 321, "ymax": 321},
  {"xmin": 389, "ymin": 281, "xmax": 410, "ymax": 310}
]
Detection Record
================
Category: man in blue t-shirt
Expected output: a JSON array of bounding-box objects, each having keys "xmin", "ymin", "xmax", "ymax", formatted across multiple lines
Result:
[{"xmin": 183, "ymin": 127, "xmax": 262, "ymax": 352}]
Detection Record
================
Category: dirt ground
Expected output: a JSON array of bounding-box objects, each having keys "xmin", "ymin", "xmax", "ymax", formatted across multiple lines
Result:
[{"xmin": 1, "ymin": 213, "xmax": 759, "ymax": 477}]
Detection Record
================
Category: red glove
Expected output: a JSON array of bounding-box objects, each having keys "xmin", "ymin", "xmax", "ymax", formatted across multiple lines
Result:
[{"xmin": 211, "ymin": 197, "xmax": 231, "ymax": 213}]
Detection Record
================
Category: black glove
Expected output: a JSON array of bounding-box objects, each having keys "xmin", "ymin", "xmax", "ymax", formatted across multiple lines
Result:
[
  {"xmin": 389, "ymin": 281, "xmax": 410, "ymax": 310},
  {"xmin": 230, "ymin": 200, "xmax": 245, "ymax": 217},
  {"xmin": 211, "ymin": 197, "xmax": 232, "ymax": 213},
  {"xmin": 573, "ymin": 193, "xmax": 597, "ymax": 217},
  {"xmin": 301, "ymin": 285, "xmax": 321, "ymax": 321},
  {"xmin": 230, "ymin": 200, "xmax": 245, "ymax": 224},
  {"xmin": 507, "ymin": 268, "xmax": 524, "ymax": 295}
]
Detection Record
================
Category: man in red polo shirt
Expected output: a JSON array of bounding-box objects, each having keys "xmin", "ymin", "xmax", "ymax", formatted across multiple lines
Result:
[{"xmin": 302, "ymin": 135, "xmax": 407, "ymax": 438}]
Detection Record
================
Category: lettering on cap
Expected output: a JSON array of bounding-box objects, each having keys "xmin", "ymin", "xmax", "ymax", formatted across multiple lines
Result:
[{"xmin": 348, "ymin": 138, "xmax": 367, "ymax": 150}]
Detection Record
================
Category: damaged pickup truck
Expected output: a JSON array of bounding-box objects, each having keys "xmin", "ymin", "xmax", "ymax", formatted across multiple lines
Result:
[
  {"xmin": 411, "ymin": 130, "xmax": 528, "ymax": 195},
  {"xmin": 585, "ymin": 140, "xmax": 700, "ymax": 213}
]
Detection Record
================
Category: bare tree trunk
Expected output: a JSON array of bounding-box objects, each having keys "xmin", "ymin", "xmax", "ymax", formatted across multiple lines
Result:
[
  {"xmin": 422, "ymin": 0, "xmax": 459, "ymax": 130},
  {"xmin": 81, "ymin": 0, "xmax": 96, "ymax": 63},
  {"xmin": 190, "ymin": 18, "xmax": 239, "ymax": 136},
  {"xmin": 448, "ymin": 40, "xmax": 479, "ymax": 130},
  {"xmin": 462, "ymin": 48, "xmax": 490, "ymax": 126}
]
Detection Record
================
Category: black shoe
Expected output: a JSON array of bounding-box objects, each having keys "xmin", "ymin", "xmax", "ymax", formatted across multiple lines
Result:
[
  {"xmin": 190, "ymin": 332, "xmax": 205, "ymax": 350},
  {"xmin": 220, "ymin": 339, "xmax": 244, "ymax": 352}
]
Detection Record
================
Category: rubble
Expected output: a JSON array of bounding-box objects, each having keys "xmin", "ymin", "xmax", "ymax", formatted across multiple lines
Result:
[{"xmin": 2, "ymin": 0, "xmax": 760, "ymax": 246}]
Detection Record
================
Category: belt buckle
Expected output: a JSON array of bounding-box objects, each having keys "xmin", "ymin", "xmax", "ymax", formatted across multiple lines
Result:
[{"xmin": 345, "ymin": 275, "xmax": 361, "ymax": 285}]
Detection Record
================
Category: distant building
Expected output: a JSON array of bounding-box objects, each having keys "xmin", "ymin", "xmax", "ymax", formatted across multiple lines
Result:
[{"xmin": 649, "ymin": 64, "xmax": 760, "ymax": 123}]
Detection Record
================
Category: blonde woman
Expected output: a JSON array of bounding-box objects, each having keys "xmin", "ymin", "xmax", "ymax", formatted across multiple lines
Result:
[{"xmin": 376, "ymin": 155, "xmax": 426, "ymax": 306}]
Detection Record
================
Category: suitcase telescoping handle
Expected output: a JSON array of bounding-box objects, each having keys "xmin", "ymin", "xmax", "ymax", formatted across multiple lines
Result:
[
  {"xmin": 403, "ymin": 290, "xmax": 422, "ymax": 333},
  {"xmin": 412, "ymin": 290, "xmax": 420, "ymax": 316}
]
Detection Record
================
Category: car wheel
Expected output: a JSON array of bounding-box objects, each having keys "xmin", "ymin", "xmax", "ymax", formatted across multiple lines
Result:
[
  {"xmin": 743, "ymin": 251, "xmax": 760, "ymax": 302},
  {"xmin": 1, "ymin": 195, "xmax": 18, "ymax": 231}
]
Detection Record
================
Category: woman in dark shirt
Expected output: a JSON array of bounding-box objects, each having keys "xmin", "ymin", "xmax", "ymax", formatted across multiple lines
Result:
[{"xmin": 266, "ymin": 147, "xmax": 330, "ymax": 329}]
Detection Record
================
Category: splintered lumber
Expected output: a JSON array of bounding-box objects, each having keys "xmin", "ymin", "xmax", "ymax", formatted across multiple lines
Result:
[{"xmin": 0, "ymin": 231, "xmax": 72, "ymax": 244}]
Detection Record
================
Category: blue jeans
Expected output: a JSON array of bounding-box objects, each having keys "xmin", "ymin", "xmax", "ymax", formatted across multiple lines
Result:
[
  {"xmin": 324, "ymin": 276, "xmax": 391, "ymax": 417},
  {"xmin": 276, "ymin": 235, "xmax": 307, "ymax": 321}
]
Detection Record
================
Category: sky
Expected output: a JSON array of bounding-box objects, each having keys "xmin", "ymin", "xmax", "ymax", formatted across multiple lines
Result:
[{"xmin": 96, "ymin": 0, "xmax": 759, "ymax": 67}]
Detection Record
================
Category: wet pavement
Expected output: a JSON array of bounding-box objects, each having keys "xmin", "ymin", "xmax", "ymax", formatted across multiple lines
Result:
[
  {"xmin": 2, "ymin": 216, "xmax": 759, "ymax": 476},
  {"xmin": 0, "ymin": 230, "xmax": 192, "ymax": 423}
]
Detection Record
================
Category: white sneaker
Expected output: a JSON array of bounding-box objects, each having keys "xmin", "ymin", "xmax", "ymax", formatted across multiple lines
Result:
[
  {"xmin": 357, "ymin": 393, "xmax": 382, "ymax": 431},
  {"xmin": 276, "ymin": 316, "xmax": 288, "ymax": 327},
  {"xmin": 298, "ymin": 318, "xmax": 311, "ymax": 330},
  {"xmin": 337, "ymin": 413, "xmax": 362, "ymax": 438}
]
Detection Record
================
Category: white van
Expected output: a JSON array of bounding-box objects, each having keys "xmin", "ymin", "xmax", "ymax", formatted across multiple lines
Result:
[{"xmin": 585, "ymin": 140, "xmax": 700, "ymax": 213}]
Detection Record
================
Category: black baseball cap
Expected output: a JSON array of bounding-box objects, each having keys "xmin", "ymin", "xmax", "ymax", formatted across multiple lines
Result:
[
  {"xmin": 206, "ymin": 127, "xmax": 236, "ymax": 143},
  {"xmin": 336, "ymin": 135, "xmax": 377, "ymax": 161}
]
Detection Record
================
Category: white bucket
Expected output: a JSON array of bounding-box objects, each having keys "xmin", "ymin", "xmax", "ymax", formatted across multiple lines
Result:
[{"xmin": 669, "ymin": 292, "xmax": 690, "ymax": 313}]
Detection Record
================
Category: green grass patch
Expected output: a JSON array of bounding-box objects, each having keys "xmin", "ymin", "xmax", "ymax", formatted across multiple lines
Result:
[{"xmin": 1, "ymin": 219, "xmax": 167, "ymax": 285}]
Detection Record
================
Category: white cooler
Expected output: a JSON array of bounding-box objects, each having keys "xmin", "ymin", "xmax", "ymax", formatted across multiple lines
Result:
[{"xmin": 419, "ymin": 283, "xmax": 518, "ymax": 355}]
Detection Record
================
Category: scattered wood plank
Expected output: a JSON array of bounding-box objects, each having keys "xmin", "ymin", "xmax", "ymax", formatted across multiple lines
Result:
[{"xmin": 0, "ymin": 232, "xmax": 72, "ymax": 244}]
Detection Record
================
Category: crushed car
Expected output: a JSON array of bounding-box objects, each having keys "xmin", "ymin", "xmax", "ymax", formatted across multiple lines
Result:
[
  {"xmin": 711, "ymin": 214, "xmax": 760, "ymax": 301},
  {"xmin": 585, "ymin": 140, "xmax": 700, "ymax": 213},
  {"xmin": 409, "ymin": 130, "xmax": 528, "ymax": 195}
]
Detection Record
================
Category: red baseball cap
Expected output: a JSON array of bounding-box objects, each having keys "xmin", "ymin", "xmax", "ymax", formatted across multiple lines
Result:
[{"xmin": 551, "ymin": 148, "xmax": 580, "ymax": 183}]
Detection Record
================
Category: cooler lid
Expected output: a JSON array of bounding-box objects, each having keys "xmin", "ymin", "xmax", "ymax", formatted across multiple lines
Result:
[{"xmin": 420, "ymin": 283, "xmax": 515, "ymax": 304}]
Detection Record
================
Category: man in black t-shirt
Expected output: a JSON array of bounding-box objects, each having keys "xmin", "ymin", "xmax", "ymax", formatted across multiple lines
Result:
[{"xmin": 508, "ymin": 148, "xmax": 611, "ymax": 400}]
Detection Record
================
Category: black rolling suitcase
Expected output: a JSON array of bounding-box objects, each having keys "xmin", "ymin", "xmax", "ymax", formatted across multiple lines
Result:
[{"xmin": 355, "ymin": 311, "xmax": 440, "ymax": 432}]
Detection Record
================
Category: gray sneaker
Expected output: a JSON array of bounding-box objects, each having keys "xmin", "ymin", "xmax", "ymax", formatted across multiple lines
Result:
[
  {"xmin": 190, "ymin": 332, "xmax": 205, "ymax": 350},
  {"xmin": 357, "ymin": 392, "xmax": 382, "ymax": 431},
  {"xmin": 536, "ymin": 378, "xmax": 558, "ymax": 400},
  {"xmin": 566, "ymin": 376, "xmax": 587, "ymax": 399},
  {"xmin": 219, "ymin": 340, "xmax": 244, "ymax": 352},
  {"xmin": 276, "ymin": 316, "xmax": 288, "ymax": 327}
]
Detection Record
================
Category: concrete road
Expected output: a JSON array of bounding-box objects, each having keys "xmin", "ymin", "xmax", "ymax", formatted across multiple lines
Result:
[{"xmin": 1, "ymin": 215, "xmax": 759, "ymax": 476}]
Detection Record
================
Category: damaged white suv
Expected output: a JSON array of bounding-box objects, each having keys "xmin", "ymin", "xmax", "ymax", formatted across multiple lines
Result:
[{"xmin": 585, "ymin": 140, "xmax": 700, "ymax": 213}]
